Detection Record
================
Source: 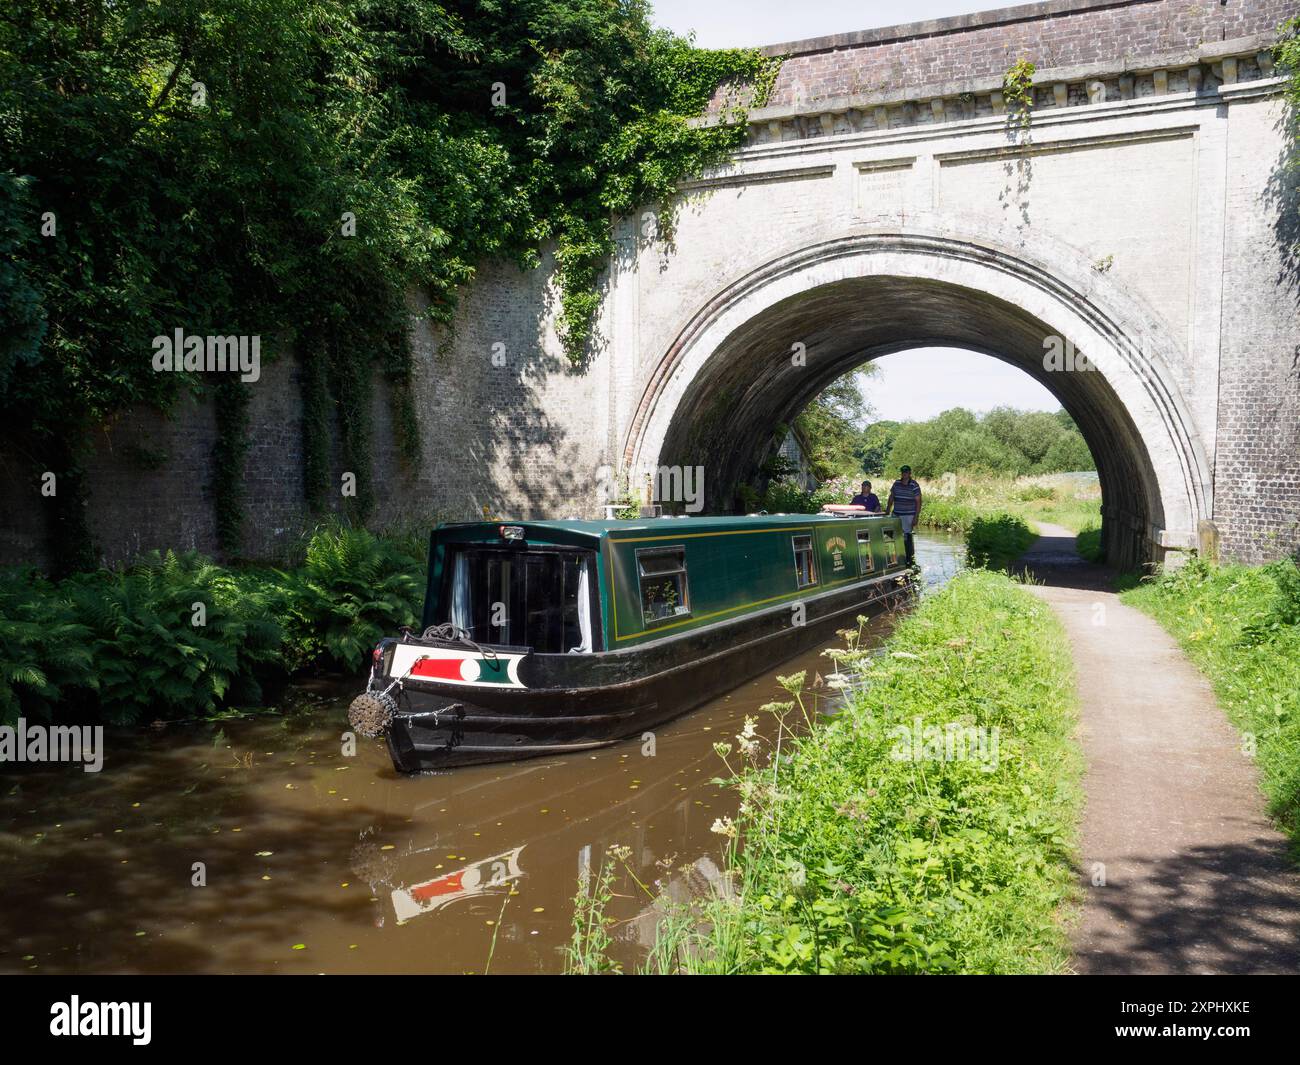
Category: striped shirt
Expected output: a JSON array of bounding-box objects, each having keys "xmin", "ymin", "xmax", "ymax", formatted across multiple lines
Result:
[{"xmin": 889, "ymin": 479, "xmax": 922, "ymax": 514}]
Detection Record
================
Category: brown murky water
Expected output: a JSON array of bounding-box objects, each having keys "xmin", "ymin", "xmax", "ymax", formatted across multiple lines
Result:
[{"xmin": 0, "ymin": 533, "xmax": 962, "ymax": 974}]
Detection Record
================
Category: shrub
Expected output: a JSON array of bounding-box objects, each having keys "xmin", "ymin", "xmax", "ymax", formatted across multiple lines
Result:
[
  {"xmin": 759, "ymin": 478, "xmax": 819, "ymax": 514},
  {"xmin": 1075, "ymin": 524, "xmax": 1103, "ymax": 563},
  {"xmin": 1266, "ymin": 556, "xmax": 1300, "ymax": 627},
  {"xmin": 965, "ymin": 514, "xmax": 1035, "ymax": 570},
  {"xmin": 916, "ymin": 496, "xmax": 980, "ymax": 534},
  {"xmin": 0, "ymin": 525, "xmax": 427, "ymax": 724}
]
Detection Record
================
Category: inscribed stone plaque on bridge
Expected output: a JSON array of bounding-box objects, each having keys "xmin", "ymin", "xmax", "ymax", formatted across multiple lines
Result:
[{"xmin": 855, "ymin": 160, "xmax": 912, "ymax": 221}]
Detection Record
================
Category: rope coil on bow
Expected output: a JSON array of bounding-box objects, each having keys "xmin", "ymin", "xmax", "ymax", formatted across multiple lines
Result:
[{"xmin": 421, "ymin": 622, "xmax": 503, "ymax": 674}]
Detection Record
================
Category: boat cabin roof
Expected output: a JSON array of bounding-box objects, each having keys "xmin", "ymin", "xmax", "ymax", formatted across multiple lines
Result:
[{"xmin": 436, "ymin": 513, "xmax": 894, "ymax": 548}]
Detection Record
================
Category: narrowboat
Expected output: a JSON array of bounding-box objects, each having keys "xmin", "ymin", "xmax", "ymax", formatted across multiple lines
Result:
[{"xmin": 347, "ymin": 513, "xmax": 914, "ymax": 772}]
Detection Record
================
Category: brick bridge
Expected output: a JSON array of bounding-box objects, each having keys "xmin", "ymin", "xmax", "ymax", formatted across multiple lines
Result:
[
  {"xmin": 609, "ymin": 0, "xmax": 1300, "ymax": 568},
  {"xmin": 7, "ymin": 0, "xmax": 1297, "ymax": 571}
]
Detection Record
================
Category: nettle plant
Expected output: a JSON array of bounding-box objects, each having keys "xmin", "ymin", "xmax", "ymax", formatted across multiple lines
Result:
[{"xmin": 0, "ymin": 0, "xmax": 780, "ymax": 569}]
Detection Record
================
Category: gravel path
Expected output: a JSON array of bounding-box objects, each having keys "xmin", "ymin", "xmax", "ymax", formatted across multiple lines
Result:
[{"xmin": 1017, "ymin": 524, "xmax": 1300, "ymax": 975}]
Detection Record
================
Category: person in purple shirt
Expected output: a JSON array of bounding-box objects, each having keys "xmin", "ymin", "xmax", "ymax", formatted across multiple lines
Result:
[{"xmin": 849, "ymin": 480, "xmax": 881, "ymax": 513}]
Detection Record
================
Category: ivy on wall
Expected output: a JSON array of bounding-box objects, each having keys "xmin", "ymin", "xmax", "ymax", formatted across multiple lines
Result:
[
  {"xmin": 1274, "ymin": 17, "xmax": 1300, "ymax": 321},
  {"xmin": 1281, "ymin": 17, "xmax": 1300, "ymax": 152},
  {"xmin": 0, "ymin": 0, "xmax": 779, "ymax": 571}
]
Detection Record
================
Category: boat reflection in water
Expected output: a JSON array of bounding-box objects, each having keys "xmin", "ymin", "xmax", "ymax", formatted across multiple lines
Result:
[
  {"xmin": 385, "ymin": 847, "xmax": 526, "ymax": 923},
  {"xmin": 349, "ymin": 718, "xmax": 730, "ymax": 946}
]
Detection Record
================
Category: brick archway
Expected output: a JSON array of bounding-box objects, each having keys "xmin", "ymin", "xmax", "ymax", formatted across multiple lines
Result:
[{"xmin": 623, "ymin": 228, "xmax": 1212, "ymax": 570}]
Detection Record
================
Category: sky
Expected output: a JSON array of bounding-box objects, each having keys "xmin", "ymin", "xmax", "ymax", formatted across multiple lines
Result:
[
  {"xmin": 865, "ymin": 348, "xmax": 1061, "ymax": 421},
  {"xmin": 651, "ymin": 0, "xmax": 1059, "ymax": 422},
  {"xmin": 650, "ymin": 0, "xmax": 999, "ymax": 49}
]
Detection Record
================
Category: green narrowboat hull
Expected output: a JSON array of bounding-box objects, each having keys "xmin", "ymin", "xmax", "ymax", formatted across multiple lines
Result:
[{"xmin": 349, "ymin": 514, "xmax": 914, "ymax": 771}]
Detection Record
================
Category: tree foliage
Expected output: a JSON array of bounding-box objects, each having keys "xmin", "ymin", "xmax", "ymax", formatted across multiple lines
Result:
[
  {"xmin": 883, "ymin": 406, "xmax": 1095, "ymax": 479},
  {"xmin": 0, "ymin": 0, "xmax": 778, "ymax": 568},
  {"xmin": 790, "ymin": 369, "xmax": 874, "ymax": 480},
  {"xmin": 1281, "ymin": 16, "xmax": 1300, "ymax": 150}
]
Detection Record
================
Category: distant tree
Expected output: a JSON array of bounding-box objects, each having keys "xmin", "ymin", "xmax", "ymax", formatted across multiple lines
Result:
[
  {"xmin": 932, "ymin": 408, "xmax": 979, "ymax": 437},
  {"xmin": 792, "ymin": 368, "xmax": 875, "ymax": 480},
  {"xmin": 936, "ymin": 429, "xmax": 1026, "ymax": 476},
  {"xmin": 883, "ymin": 421, "xmax": 946, "ymax": 478},
  {"xmin": 1041, "ymin": 431, "xmax": 1096, "ymax": 472},
  {"xmin": 1016, "ymin": 411, "xmax": 1071, "ymax": 468},
  {"xmin": 873, "ymin": 405, "xmax": 1093, "ymax": 478},
  {"xmin": 1051, "ymin": 408, "xmax": 1079, "ymax": 432},
  {"xmin": 981, "ymin": 407, "xmax": 1023, "ymax": 452},
  {"xmin": 983, "ymin": 406, "xmax": 1067, "ymax": 470},
  {"xmin": 857, "ymin": 420, "xmax": 899, "ymax": 475}
]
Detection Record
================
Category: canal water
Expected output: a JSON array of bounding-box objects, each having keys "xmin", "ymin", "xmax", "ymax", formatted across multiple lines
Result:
[{"xmin": 0, "ymin": 531, "xmax": 964, "ymax": 975}]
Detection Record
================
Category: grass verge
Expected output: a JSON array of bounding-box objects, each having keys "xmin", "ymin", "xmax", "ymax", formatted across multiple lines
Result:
[
  {"xmin": 644, "ymin": 569, "xmax": 1083, "ymax": 974},
  {"xmin": 1122, "ymin": 558, "xmax": 1300, "ymax": 846},
  {"xmin": 1075, "ymin": 525, "xmax": 1103, "ymax": 563},
  {"xmin": 918, "ymin": 473, "xmax": 1100, "ymax": 538}
]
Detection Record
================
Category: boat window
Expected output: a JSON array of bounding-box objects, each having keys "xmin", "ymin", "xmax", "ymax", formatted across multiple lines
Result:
[
  {"xmin": 857, "ymin": 528, "xmax": 874, "ymax": 574},
  {"xmin": 442, "ymin": 547, "xmax": 593, "ymax": 652},
  {"xmin": 881, "ymin": 528, "xmax": 898, "ymax": 566},
  {"xmin": 792, "ymin": 534, "xmax": 817, "ymax": 588},
  {"xmin": 637, "ymin": 547, "xmax": 690, "ymax": 626}
]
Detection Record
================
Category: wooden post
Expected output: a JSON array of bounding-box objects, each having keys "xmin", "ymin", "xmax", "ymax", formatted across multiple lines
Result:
[{"xmin": 1197, "ymin": 519, "xmax": 1219, "ymax": 564}]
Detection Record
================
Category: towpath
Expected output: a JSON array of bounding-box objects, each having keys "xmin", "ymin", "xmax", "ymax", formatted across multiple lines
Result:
[{"xmin": 1016, "ymin": 524, "xmax": 1300, "ymax": 974}]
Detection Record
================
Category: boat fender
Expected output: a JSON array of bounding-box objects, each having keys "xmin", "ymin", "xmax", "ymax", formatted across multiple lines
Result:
[{"xmin": 348, "ymin": 690, "xmax": 399, "ymax": 737}]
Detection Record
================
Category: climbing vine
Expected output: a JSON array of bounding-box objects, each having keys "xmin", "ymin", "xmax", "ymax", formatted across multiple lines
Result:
[
  {"xmin": 1281, "ymin": 16, "xmax": 1300, "ymax": 157},
  {"xmin": 0, "ymin": 0, "xmax": 779, "ymax": 569},
  {"xmin": 1276, "ymin": 17, "xmax": 1300, "ymax": 294},
  {"xmin": 1003, "ymin": 58, "xmax": 1036, "ymax": 130},
  {"xmin": 211, "ymin": 381, "xmax": 252, "ymax": 554}
]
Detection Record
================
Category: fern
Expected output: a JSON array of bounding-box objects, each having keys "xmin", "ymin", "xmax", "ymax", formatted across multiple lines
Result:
[
  {"xmin": 60, "ymin": 551, "xmax": 285, "ymax": 724},
  {"xmin": 0, "ymin": 524, "xmax": 425, "ymax": 724},
  {"xmin": 0, "ymin": 569, "xmax": 93, "ymax": 725},
  {"xmin": 275, "ymin": 522, "xmax": 423, "ymax": 671}
]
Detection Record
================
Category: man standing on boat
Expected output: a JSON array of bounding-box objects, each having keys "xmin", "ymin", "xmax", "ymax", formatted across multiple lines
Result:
[{"xmin": 886, "ymin": 466, "xmax": 922, "ymax": 566}]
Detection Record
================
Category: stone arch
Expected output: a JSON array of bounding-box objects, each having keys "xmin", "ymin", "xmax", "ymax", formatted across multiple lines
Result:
[{"xmin": 622, "ymin": 227, "xmax": 1212, "ymax": 570}]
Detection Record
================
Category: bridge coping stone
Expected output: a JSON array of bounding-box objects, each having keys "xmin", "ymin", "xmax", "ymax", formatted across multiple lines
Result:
[
  {"xmin": 704, "ymin": 40, "xmax": 1279, "ymax": 141},
  {"xmin": 756, "ymin": 0, "xmax": 1169, "ymax": 59}
]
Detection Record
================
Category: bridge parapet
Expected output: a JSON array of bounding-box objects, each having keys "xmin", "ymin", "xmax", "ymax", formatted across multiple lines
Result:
[{"xmin": 703, "ymin": 0, "xmax": 1292, "ymax": 146}]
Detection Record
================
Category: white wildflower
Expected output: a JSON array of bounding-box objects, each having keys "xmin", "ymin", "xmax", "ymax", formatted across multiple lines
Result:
[{"xmin": 710, "ymin": 817, "xmax": 737, "ymax": 839}]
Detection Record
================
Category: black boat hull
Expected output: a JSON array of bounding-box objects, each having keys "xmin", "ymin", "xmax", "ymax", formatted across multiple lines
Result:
[{"xmin": 379, "ymin": 569, "xmax": 913, "ymax": 772}]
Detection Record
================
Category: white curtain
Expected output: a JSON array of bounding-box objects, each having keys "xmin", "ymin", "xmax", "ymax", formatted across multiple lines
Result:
[
  {"xmin": 451, "ymin": 552, "xmax": 470, "ymax": 631},
  {"xmin": 569, "ymin": 557, "xmax": 592, "ymax": 653}
]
